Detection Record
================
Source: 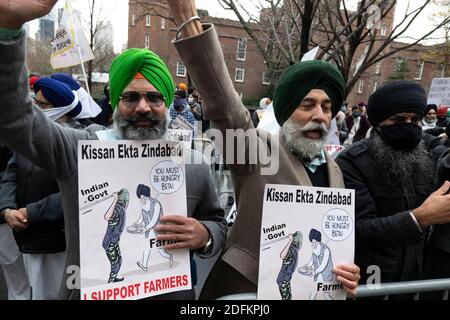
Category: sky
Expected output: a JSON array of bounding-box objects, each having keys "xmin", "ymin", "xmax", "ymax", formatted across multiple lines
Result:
[{"xmin": 29, "ymin": 0, "xmax": 446, "ymax": 53}]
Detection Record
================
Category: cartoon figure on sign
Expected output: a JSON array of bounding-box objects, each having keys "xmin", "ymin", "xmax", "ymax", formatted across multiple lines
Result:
[
  {"xmin": 102, "ymin": 188, "xmax": 129, "ymax": 283},
  {"xmin": 297, "ymin": 228, "xmax": 334, "ymax": 300},
  {"xmin": 127, "ymin": 184, "xmax": 173, "ymax": 271},
  {"xmin": 276, "ymin": 231, "xmax": 303, "ymax": 300}
]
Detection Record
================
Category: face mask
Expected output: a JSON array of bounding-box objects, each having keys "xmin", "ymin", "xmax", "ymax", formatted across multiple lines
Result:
[
  {"xmin": 352, "ymin": 112, "xmax": 360, "ymax": 118},
  {"xmin": 378, "ymin": 123, "xmax": 422, "ymax": 151}
]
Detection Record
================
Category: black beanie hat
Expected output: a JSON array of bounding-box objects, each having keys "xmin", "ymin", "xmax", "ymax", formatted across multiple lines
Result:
[{"xmin": 367, "ymin": 81, "xmax": 427, "ymax": 125}]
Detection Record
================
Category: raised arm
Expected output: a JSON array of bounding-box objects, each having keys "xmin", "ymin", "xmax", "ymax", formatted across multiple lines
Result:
[
  {"xmin": 0, "ymin": 0, "xmax": 95, "ymax": 180},
  {"xmin": 0, "ymin": 0, "xmax": 58, "ymax": 29}
]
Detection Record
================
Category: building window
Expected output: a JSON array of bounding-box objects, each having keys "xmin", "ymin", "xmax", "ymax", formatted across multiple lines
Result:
[
  {"xmin": 373, "ymin": 81, "xmax": 378, "ymax": 93},
  {"xmin": 131, "ymin": 14, "xmax": 136, "ymax": 26},
  {"xmin": 380, "ymin": 24, "xmax": 387, "ymax": 36},
  {"xmin": 237, "ymin": 39, "xmax": 247, "ymax": 61},
  {"xmin": 414, "ymin": 60, "xmax": 424, "ymax": 80},
  {"xmin": 161, "ymin": 17, "xmax": 165, "ymax": 30},
  {"xmin": 235, "ymin": 68, "xmax": 245, "ymax": 82},
  {"xmin": 439, "ymin": 63, "xmax": 447, "ymax": 77},
  {"xmin": 176, "ymin": 61, "xmax": 186, "ymax": 77},
  {"xmin": 358, "ymin": 80, "xmax": 364, "ymax": 94},
  {"xmin": 375, "ymin": 62, "xmax": 381, "ymax": 74},
  {"xmin": 144, "ymin": 35, "xmax": 150, "ymax": 49},
  {"xmin": 394, "ymin": 57, "xmax": 405, "ymax": 72},
  {"xmin": 146, "ymin": 15, "xmax": 151, "ymax": 27},
  {"xmin": 262, "ymin": 72, "xmax": 270, "ymax": 85}
]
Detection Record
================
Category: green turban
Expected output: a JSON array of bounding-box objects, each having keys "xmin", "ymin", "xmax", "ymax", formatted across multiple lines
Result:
[
  {"xmin": 273, "ymin": 60, "xmax": 345, "ymax": 126},
  {"xmin": 109, "ymin": 48, "xmax": 174, "ymax": 110}
]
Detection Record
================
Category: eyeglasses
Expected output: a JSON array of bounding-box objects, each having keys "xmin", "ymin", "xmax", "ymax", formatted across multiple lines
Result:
[
  {"xmin": 387, "ymin": 113, "xmax": 422, "ymax": 123},
  {"xmin": 119, "ymin": 91, "xmax": 165, "ymax": 109}
]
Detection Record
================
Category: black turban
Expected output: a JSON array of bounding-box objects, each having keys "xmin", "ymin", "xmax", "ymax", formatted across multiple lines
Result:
[
  {"xmin": 273, "ymin": 60, "xmax": 345, "ymax": 126},
  {"xmin": 367, "ymin": 81, "xmax": 427, "ymax": 125},
  {"xmin": 309, "ymin": 228, "xmax": 322, "ymax": 242},
  {"xmin": 136, "ymin": 184, "xmax": 150, "ymax": 198},
  {"xmin": 426, "ymin": 104, "xmax": 438, "ymax": 113}
]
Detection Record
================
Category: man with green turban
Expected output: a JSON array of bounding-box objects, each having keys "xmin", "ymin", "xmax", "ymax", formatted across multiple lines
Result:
[
  {"xmin": 165, "ymin": 0, "xmax": 360, "ymax": 300},
  {"xmin": 0, "ymin": 1, "xmax": 227, "ymax": 300},
  {"xmin": 96, "ymin": 47, "xmax": 175, "ymax": 141}
]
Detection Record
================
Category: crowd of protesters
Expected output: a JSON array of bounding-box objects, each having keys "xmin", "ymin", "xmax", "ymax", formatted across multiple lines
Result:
[{"xmin": 0, "ymin": 0, "xmax": 449, "ymax": 301}]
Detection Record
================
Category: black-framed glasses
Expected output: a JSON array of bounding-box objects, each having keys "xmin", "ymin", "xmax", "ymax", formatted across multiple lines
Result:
[{"xmin": 119, "ymin": 91, "xmax": 165, "ymax": 109}]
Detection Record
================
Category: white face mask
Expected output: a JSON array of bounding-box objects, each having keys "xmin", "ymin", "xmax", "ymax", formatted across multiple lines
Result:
[{"xmin": 39, "ymin": 91, "xmax": 80, "ymax": 121}]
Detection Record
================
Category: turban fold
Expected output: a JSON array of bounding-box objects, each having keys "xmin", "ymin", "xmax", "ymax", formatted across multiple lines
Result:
[
  {"xmin": 136, "ymin": 184, "xmax": 151, "ymax": 198},
  {"xmin": 367, "ymin": 81, "xmax": 427, "ymax": 125},
  {"xmin": 51, "ymin": 73, "xmax": 102, "ymax": 119},
  {"xmin": 309, "ymin": 228, "xmax": 322, "ymax": 242},
  {"xmin": 109, "ymin": 48, "xmax": 174, "ymax": 110},
  {"xmin": 273, "ymin": 60, "xmax": 345, "ymax": 126},
  {"xmin": 33, "ymin": 77, "xmax": 82, "ymax": 119}
]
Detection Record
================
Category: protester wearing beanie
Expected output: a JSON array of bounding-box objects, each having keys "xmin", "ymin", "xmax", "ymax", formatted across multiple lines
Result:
[{"xmin": 336, "ymin": 80, "xmax": 450, "ymax": 290}]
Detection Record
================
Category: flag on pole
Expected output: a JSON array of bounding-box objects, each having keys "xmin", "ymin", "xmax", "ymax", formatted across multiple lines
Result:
[{"xmin": 50, "ymin": 0, "xmax": 95, "ymax": 69}]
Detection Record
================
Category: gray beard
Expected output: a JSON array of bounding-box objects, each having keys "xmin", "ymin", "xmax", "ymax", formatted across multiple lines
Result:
[
  {"xmin": 113, "ymin": 109, "xmax": 167, "ymax": 140},
  {"xmin": 281, "ymin": 119, "xmax": 329, "ymax": 162},
  {"xmin": 372, "ymin": 132, "xmax": 435, "ymax": 186}
]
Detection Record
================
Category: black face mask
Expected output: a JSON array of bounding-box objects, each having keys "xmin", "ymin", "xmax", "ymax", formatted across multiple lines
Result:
[{"xmin": 377, "ymin": 123, "xmax": 422, "ymax": 151}]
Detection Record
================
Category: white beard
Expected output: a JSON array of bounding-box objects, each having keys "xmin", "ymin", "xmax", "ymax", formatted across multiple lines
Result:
[
  {"xmin": 312, "ymin": 243, "xmax": 322, "ymax": 256},
  {"xmin": 141, "ymin": 198, "xmax": 151, "ymax": 211},
  {"xmin": 281, "ymin": 119, "xmax": 329, "ymax": 162}
]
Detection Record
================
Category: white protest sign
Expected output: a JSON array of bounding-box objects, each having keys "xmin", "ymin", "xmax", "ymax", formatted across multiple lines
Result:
[
  {"xmin": 167, "ymin": 129, "xmax": 193, "ymax": 150},
  {"xmin": 323, "ymin": 144, "xmax": 345, "ymax": 160},
  {"xmin": 169, "ymin": 115, "xmax": 195, "ymax": 131},
  {"xmin": 301, "ymin": 46, "xmax": 319, "ymax": 62},
  {"xmin": 258, "ymin": 184, "xmax": 355, "ymax": 300},
  {"xmin": 427, "ymin": 78, "xmax": 450, "ymax": 106},
  {"xmin": 78, "ymin": 140, "xmax": 190, "ymax": 300},
  {"xmin": 50, "ymin": 0, "xmax": 94, "ymax": 69}
]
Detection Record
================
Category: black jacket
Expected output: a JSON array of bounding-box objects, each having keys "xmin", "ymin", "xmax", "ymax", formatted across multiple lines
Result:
[
  {"xmin": 336, "ymin": 138, "xmax": 435, "ymax": 283},
  {"xmin": 428, "ymin": 149, "xmax": 450, "ymax": 259},
  {"xmin": 0, "ymin": 154, "xmax": 66, "ymax": 253}
]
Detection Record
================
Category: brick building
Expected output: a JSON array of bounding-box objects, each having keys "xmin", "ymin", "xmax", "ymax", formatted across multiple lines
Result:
[
  {"xmin": 346, "ymin": 41, "xmax": 448, "ymax": 106},
  {"xmin": 128, "ymin": 0, "xmax": 448, "ymax": 106},
  {"xmin": 128, "ymin": 0, "xmax": 270, "ymax": 104}
]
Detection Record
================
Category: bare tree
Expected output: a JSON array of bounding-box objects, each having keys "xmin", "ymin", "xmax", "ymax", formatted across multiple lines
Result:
[
  {"xmin": 26, "ymin": 38, "xmax": 54, "ymax": 76},
  {"xmin": 420, "ymin": 0, "xmax": 450, "ymax": 77},
  {"xmin": 217, "ymin": 0, "xmax": 450, "ymax": 98},
  {"xmin": 84, "ymin": 0, "xmax": 116, "ymax": 91}
]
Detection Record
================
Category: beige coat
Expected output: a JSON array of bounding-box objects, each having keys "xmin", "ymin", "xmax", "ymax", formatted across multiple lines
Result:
[{"xmin": 174, "ymin": 24, "xmax": 345, "ymax": 299}]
